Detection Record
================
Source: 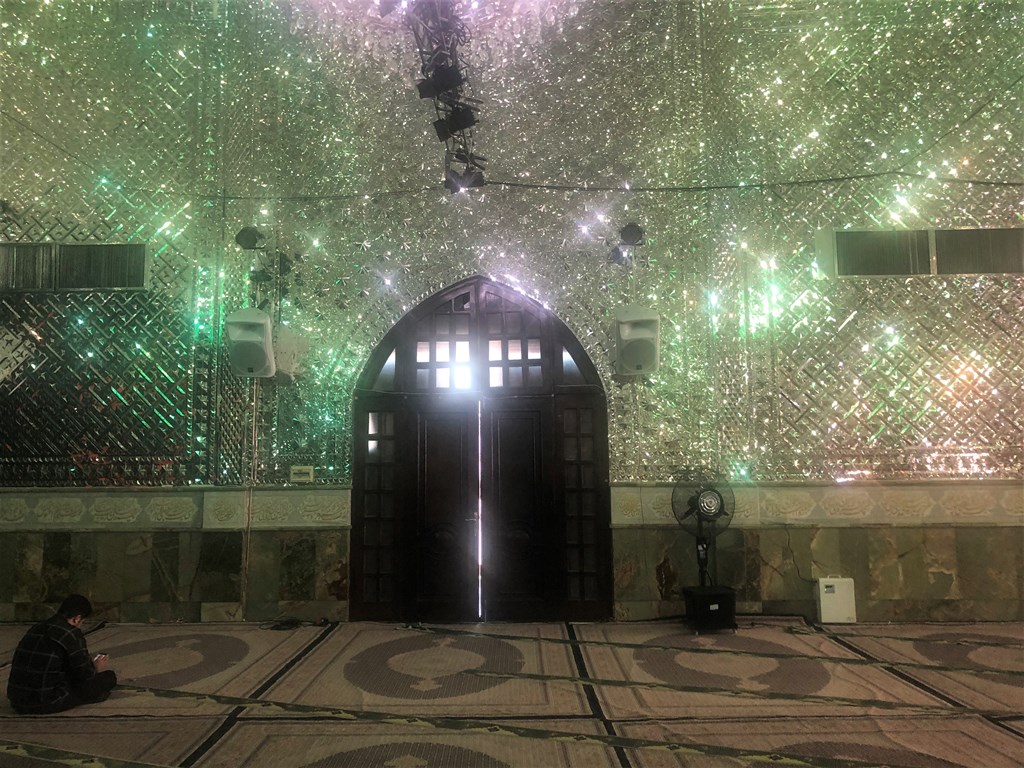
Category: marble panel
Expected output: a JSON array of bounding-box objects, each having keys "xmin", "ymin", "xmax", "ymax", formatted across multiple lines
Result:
[
  {"xmin": 877, "ymin": 487, "xmax": 936, "ymax": 522},
  {"xmin": 35, "ymin": 498, "xmax": 86, "ymax": 526},
  {"xmin": 0, "ymin": 492, "xmax": 203, "ymax": 529},
  {"xmin": 142, "ymin": 495, "xmax": 201, "ymax": 527},
  {"xmin": 150, "ymin": 531, "xmax": 182, "ymax": 603},
  {"xmin": 610, "ymin": 485, "xmax": 642, "ymax": 526},
  {"xmin": 615, "ymin": 526, "xmax": 702, "ymax": 610},
  {"xmin": 0, "ymin": 496, "xmax": 30, "ymax": 526},
  {"xmin": 13, "ymin": 602, "xmax": 56, "ymax": 622},
  {"xmin": 315, "ymin": 531, "xmax": 348, "ymax": 602},
  {"xmin": 202, "ymin": 490, "xmax": 247, "ymax": 529},
  {"xmin": 918, "ymin": 529, "xmax": 961, "ymax": 600},
  {"xmin": 866, "ymin": 529, "xmax": 903, "ymax": 600},
  {"xmin": 864, "ymin": 528, "xmax": 963, "ymax": 602},
  {"xmin": 610, "ymin": 481, "xmax": 1024, "ymax": 528},
  {"xmin": 739, "ymin": 529, "xmax": 763, "ymax": 602},
  {"xmin": 90, "ymin": 495, "xmax": 144, "ymax": 526},
  {"xmin": 178, "ymin": 532, "xmax": 205, "ymax": 601},
  {"xmin": 0, "ymin": 531, "xmax": 17, "ymax": 601},
  {"xmin": 193, "ymin": 532, "xmax": 243, "ymax": 603},
  {"xmin": 836, "ymin": 528, "xmax": 872, "ymax": 599},
  {"xmin": 11, "ymin": 532, "xmax": 46, "ymax": 603},
  {"xmin": 69, "ymin": 532, "xmax": 99, "ymax": 596},
  {"xmin": 731, "ymin": 486, "xmax": 759, "ymax": 526},
  {"xmin": 714, "ymin": 527, "xmax": 748, "ymax": 595},
  {"xmin": 94, "ymin": 533, "xmax": 128, "ymax": 602},
  {"xmin": 245, "ymin": 531, "xmax": 282, "ymax": 603},
  {"xmin": 956, "ymin": 527, "xmax": 1023, "ymax": 601},
  {"xmin": 819, "ymin": 487, "xmax": 877, "ymax": 523},
  {"xmin": 39, "ymin": 532, "xmax": 69, "ymax": 601},
  {"xmin": 757, "ymin": 527, "xmax": 816, "ymax": 603},
  {"xmin": 612, "ymin": 528, "xmax": 653, "ymax": 603},
  {"xmin": 1002, "ymin": 486, "xmax": 1024, "ymax": 516},
  {"xmin": 807, "ymin": 527, "xmax": 843, "ymax": 578},
  {"xmin": 281, "ymin": 533, "xmax": 316, "ymax": 601},
  {"xmin": 761, "ymin": 487, "xmax": 818, "ymax": 523},
  {"xmin": 943, "ymin": 487, "xmax": 1002, "ymax": 523},
  {"xmin": 123, "ymin": 534, "xmax": 154, "ymax": 602},
  {"xmin": 638, "ymin": 486, "xmax": 675, "ymax": 526},
  {"xmin": 249, "ymin": 489, "xmax": 350, "ymax": 529}
]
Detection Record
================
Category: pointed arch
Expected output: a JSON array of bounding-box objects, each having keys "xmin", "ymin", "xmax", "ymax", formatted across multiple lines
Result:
[
  {"xmin": 351, "ymin": 276, "xmax": 611, "ymax": 621},
  {"xmin": 357, "ymin": 276, "xmax": 604, "ymax": 395}
]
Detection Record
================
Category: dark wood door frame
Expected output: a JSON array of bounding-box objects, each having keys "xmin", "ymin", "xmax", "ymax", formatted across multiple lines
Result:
[{"xmin": 350, "ymin": 276, "xmax": 611, "ymax": 622}]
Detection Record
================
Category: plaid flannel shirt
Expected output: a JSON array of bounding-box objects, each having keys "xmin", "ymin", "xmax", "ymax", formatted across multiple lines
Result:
[{"xmin": 6, "ymin": 614, "xmax": 96, "ymax": 711}]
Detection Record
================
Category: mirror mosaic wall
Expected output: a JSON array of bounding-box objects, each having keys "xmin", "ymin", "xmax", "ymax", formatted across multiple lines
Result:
[{"xmin": 2, "ymin": 0, "xmax": 1021, "ymax": 488}]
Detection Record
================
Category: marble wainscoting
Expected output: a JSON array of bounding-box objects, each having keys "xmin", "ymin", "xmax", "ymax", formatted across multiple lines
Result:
[
  {"xmin": 0, "ymin": 489, "xmax": 350, "ymax": 623},
  {"xmin": 611, "ymin": 481, "xmax": 1024, "ymax": 623},
  {"xmin": 2, "ymin": 482, "xmax": 1021, "ymax": 623}
]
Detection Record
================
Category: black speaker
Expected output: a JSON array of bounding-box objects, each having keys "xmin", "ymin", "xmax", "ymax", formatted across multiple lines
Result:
[
  {"xmin": 683, "ymin": 586, "xmax": 737, "ymax": 633},
  {"xmin": 225, "ymin": 308, "xmax": 276, "ymax": 378},
  {"xmin": 615, "ymin": 305, "xmax": 660, "ymax": 375}
]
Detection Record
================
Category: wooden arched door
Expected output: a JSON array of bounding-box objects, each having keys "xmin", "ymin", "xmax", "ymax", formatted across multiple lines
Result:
[{"xmin": 351, "ymin": 277, "xmax": 611, "ymax": 622}]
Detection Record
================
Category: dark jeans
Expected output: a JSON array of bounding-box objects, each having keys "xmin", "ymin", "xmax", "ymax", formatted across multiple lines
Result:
[
  {"xmin": 72, "ymin": 670, "xmax": 118, "ymax": 706},
  {"xmin": 11, "ymin": 671, "xmax": 118, "ymax": 714}
]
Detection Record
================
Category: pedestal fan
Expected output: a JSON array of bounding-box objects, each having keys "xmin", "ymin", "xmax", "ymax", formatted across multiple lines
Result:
[{"xmin": 671, "ymin": 477, "xmax": 737, "ymax": 632}]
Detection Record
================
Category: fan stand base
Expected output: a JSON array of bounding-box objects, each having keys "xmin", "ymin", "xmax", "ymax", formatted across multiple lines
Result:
[{"xmin": 683, "ymin": 586, "xmax": 737, "ymax": 633}]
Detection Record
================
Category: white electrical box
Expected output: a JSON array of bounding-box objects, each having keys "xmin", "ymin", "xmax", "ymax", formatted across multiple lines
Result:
[{"xmin": 816, "ymin": 577, "xmax": 857, "ymax": 623}]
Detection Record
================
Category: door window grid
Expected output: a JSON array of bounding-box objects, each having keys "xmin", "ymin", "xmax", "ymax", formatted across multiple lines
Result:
[
  {"xmin": 363, "ymin": 411, "xmax": 396, "ymax": 602},
  {"xmin": 353, "ymin": 278, "xmax": 610, "ymax": 620},
  {"xmin": 485, "ymin": 292, "xmax": 545, "ymax": 389},
  {"xmin": 562, "ymin": 407, "xmax": 599, "ymax": 601},
  {"xmin": 415, "ymin": 294, "xmax": 472, "ymax": 390}
]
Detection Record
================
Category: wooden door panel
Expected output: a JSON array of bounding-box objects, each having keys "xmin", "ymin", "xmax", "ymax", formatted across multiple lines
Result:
[
  {"xmin": 412, "ymin": 406, "xmax": 478, "ymax": 621},
  {"xmin": 481, "ymin": 400, "xmax": 558, "ymax": 620},
  {"xmin": 352, "ymin": 277, "xmax": 612, "ymax": 623}
]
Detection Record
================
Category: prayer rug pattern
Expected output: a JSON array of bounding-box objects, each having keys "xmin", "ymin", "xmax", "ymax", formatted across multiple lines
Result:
[{"xmin": 0, "ymin": 618, "xmax": 1020, "ymax": 768}]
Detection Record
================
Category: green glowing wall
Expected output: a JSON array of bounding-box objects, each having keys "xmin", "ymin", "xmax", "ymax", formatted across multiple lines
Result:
[{"xmin": 1, "ymin": 0, "xmax": 1021, "ymax": 487}]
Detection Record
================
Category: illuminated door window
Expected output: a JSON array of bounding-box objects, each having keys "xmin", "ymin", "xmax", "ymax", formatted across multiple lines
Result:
[
  {"xmin": 415, "ymin": 291, "xmax": 474, "ymax": 390},
  {"xmin": 484, "ymin": 290, "xmax": 545, "ymax": 390},
  {"xmin": 353, "ymin": 277, "xmax": 610, "ymax": 622}
]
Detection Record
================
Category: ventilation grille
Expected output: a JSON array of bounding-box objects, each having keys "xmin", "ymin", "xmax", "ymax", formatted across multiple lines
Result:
[
  {"xmin": 821, "ymin": 228, "xmax": 1023, "ymax": 277},
  {"xmin": 0, "ymin": 242, "xmax": 147, "ymax": 291}
]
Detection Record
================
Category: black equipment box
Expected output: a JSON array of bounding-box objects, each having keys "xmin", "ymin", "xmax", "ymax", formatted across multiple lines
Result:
[{"xmin": 683, "ymin": 586, "xmax": 737, "ymax": 633}]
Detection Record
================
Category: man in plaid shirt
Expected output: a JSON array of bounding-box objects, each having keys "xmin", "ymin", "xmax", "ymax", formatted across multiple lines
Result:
[{"xmin": 6, "ymin": 594, "xmax": 117, "ymax": 714}]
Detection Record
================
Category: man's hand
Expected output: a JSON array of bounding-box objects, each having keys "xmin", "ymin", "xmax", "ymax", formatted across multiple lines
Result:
[{"xmin": 93, "ymin": 653, "xmax": 109, "ymax": 672}]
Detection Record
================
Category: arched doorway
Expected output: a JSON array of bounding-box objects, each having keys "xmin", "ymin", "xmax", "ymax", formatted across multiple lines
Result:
[{"xmin": 350, "ymin": 276, "xmax": 611, "ymax": 622}]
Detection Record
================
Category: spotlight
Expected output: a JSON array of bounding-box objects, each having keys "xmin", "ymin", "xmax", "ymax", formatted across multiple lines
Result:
[
  {"xmin": 444, "ymin": 168, "xmax": 485, "ymax": 194},
  {"xmin": 620, "ymin": 223, "xmax": 645, "ymax": 246},
  {"xmin": 608, "ymin": 246, "xmax": 632, "ymax": 267},
  {"xmin": 452, "ymin": 150, "xmax": 486, "ymax": 170},
  {"xmin": 235, "ymin": 226, "xmax": 265, "ymax": 250},
  {"xmin": 416, "ymin": 66, "xmax": 464, "ymax": 98},
  {"xmin": 433, "ymin": 105, "xmax": 477, "ymax": 141}
]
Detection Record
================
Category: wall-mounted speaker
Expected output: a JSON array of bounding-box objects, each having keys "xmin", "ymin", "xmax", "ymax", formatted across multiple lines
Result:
[
  {"xmin": 615, "ymin": 305, "xmax": 660, "ymax": 375},
  {"xmin": 225, "ymin": 308, "xmax": 276, "ymax": 378}
]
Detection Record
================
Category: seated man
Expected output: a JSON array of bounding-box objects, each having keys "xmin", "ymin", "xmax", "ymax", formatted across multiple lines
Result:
[{"xmin": 7, "ymin": 594, "xmax": 117, "ymax": 714}]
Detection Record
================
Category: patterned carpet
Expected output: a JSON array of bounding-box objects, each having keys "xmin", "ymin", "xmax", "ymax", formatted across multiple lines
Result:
[{"xmin": 0, "ymin": 618, "xmax": 1021, "ymax": 767}]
